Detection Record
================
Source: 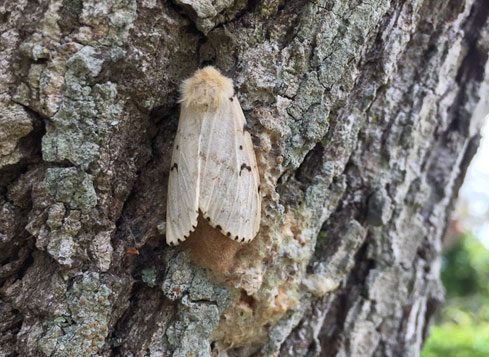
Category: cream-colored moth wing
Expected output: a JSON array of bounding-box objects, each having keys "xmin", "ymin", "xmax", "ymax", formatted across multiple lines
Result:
[
  {"xmin": 199, "ymin": 96, "xmax": 261, "ymax": 242},
  {"xmin": 166, "ymin": 106, "xmax": 200, "ymax": 245}
]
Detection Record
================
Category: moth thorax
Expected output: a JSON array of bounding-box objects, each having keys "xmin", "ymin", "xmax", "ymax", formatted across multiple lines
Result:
[{"xmin": 180, "ymin": 66, "xmax": 234, "ymax": 111}]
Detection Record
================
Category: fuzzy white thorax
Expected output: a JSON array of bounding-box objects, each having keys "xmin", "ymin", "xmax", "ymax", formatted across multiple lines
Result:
[{"xmin": 180, "ymin": 66, "xmax": 234, "ymax": 111}]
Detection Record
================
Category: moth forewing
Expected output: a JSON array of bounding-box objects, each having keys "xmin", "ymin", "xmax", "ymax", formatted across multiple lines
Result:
[
  {"xmin": 232, "ymin": 98, "xmax": 261, "ymax": 241},
  {"xmin": 198, "ymin": 96, "xmax": 262, "ymax": 242},
  {"xmin": 166, "ymin": 107, "xmax": 200, "ymax": 246}
]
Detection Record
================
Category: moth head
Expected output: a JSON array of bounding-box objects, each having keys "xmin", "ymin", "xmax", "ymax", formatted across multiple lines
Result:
[{"xmin": 180, "ymin": 66, "xmax": 234, "ymax": 111}]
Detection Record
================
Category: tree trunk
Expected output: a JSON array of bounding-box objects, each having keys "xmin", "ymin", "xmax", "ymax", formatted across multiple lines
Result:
[{"xmin": 1, "ymin": 0, "xmax": 488, "ymax": 356}]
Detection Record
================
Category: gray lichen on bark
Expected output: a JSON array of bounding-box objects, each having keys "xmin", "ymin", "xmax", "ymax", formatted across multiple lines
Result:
[{"xmin": 0, "ymin": 0, "xmax": 488, "ymax": 356}]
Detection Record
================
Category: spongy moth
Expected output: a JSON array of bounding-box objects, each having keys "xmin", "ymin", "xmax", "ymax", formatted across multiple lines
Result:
[{"xmin": 166, "ymin": 66, "xmax": 261, "ymax": 246}]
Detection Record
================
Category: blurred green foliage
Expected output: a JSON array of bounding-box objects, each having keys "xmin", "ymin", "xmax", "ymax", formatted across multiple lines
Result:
[
  {"xmin": 442, "ymin": 234, "xmax": 489, "ymax": 298},
  {"xmin": 422, "ymin": 233, "xmax": 489, "ymax": 356}
]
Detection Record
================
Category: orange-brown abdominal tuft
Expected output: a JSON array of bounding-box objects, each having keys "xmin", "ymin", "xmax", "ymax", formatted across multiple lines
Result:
[{"xmin": 181, "ymin": 214, "xmax": 243, "ymax": 273}]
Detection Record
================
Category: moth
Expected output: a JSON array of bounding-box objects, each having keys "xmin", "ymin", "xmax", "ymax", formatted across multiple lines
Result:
[{"xmin": 166, "ymin": 66, "xmax": 261, "ymax": 246}]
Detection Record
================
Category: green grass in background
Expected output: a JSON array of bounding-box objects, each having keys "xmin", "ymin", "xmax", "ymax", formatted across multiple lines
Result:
[{"xmin": 422, "ymin": 234, "xmax": 489, "ymax": 356}]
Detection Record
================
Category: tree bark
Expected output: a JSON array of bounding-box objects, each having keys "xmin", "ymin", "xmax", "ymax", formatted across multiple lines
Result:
[{"xmin": 1, "ymin": 0, "xmax": 488, "ymax": 356}]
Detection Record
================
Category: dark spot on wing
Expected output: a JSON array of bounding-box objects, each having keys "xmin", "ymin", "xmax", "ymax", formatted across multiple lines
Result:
[
  {"xmin": 206, "ymin": 217, "xmax": 211, "ymax": 222},
  {"xmin": 239, "ymin": 163, "xmax": 252, "ymax": 175},
  {"xmin": 258, "ymin": 185, "xmax": 261, "ymax": 193},
  {"xmin": 240, "ymin": 237, "xmax": 246, "ymax": 242},
  {"xmin": 216, "ymin": 225, "xmax": 222, "ymax": 231},
  {"xmin": 227, "ymin": 232, "xmax": 231, "ymax": 237},
  {"xmin": 170, "ymin": 163, "xmax": 178, "ymax": 172},
  {"xmin": 229, "ymin": 97, "xmax": 234, "ymax": 101},
  {"xmin": 239, "ymin": 145, "xmax": 243, "ymax": 150},
  {"xmin": 176, "ymin": 145, "xmax": 179, "ymax": 150}
]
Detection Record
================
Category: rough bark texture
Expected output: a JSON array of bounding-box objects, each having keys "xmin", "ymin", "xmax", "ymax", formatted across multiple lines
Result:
[{"xmin": 1, "ymin": 0, "xmax": 488, "ymax": 356}]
